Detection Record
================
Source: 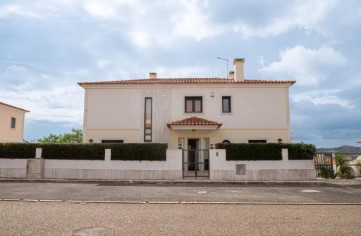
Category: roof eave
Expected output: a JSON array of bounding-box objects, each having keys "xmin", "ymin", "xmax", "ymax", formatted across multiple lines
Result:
[{"xmin": 0, "ymin": 102, "xmax": 30, "ymax": 112}]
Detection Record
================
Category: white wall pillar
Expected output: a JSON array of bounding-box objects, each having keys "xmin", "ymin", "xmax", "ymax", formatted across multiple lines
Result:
[
  {"xmin": 35, "ymin": 148, "xmax": 42, "ymax": 159},
  {"xmin": 282, "ymin": 148, "xmax": 288, "ymax": 160},
  {"xmin": 105, "ymin": 149, "xmax": 111, "ymax": 162}
]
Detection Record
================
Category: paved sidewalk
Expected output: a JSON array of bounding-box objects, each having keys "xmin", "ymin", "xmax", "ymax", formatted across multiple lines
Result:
[
  {"xmin": 1, "ymin": 178, "xmax": 360, "ymax": 204},
  {"xmin": 1, "ymin": 177, "xmax": 361, "ymax": 186}
]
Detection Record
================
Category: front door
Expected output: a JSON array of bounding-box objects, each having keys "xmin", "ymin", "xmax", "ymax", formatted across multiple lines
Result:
[
  {"xmin": 183, "ymin": 138, "xmax": 209, "ymax": 178},
  {"xmin": 188, "ymin": 139, "xmax": 198, "ymax": 171}
]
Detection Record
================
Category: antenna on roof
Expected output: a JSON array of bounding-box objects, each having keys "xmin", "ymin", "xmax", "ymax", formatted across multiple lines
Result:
[{"xmin": 217, "ymin": 57, "xmax": 228, "ymax": 79}]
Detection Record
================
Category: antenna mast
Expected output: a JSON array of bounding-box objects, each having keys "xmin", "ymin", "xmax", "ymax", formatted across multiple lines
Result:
[{"xmin": 217, "ymin": 57, "xmax": 228, "ymax": 79}]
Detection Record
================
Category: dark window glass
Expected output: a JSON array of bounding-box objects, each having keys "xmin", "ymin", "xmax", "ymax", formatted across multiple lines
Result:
[
  {"xmin": 248, "ymin": 140, "xmax": 267, "ymax": 144},
  {"xmin": 101, "ymin": 140, "xmax": 124, "ymax": 143},
  {"xmin": 10, "ymin": 117, "xmax": 16, "ymax": 129},
  {"xmin": 144, "ymin": 97, "xmax": 152, "ymax": 142},
  {"xmin": 222, "ymin": 96, "xmax": 231, "ymax": 113},
  {"xmin": 185, "ymin": 97, "xmax": 202, "ymax": 113}
]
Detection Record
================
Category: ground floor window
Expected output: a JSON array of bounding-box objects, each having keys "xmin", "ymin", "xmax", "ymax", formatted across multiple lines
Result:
[
  {"xmin": 101, "ymin": 140, "xmax": 124, "ymax": 144},
  {"xmin": 248, "ymin": 140, "xmax": 267, "ymax": 144}
]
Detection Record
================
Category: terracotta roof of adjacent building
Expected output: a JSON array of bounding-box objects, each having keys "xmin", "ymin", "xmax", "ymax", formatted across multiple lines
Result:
[
  {"xmin": 357, "ymin": 140, "xmax": 361, "ymax": 144},
  {"xmin": 0, "ymin": 102, "xmax": 29, "ymax": 112},
  {"xmin": 167, "ymin": 116, "xmax": 222, "ymax": 128},
  {"xmin": 78, "ymin": 78, "xmax": 296, "ymax": 86}
]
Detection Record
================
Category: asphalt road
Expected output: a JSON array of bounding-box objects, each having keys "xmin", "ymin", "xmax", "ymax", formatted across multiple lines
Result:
[
  {"xmin": 1, "ymin": 181, "xmax": 361, "ymax": 235},
  {"xmin": 1, "ymin": 202, "xmax": 360, "ymax": 236},
  {"xmin": 0, "ymin": 181, "xmax": 361, "ymax": 203}
]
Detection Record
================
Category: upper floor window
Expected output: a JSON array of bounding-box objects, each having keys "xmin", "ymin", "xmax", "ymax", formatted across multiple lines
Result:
[
  {"xmin": 222, "ymin": 96, "xmax": 231, "ymax": 113},
  {"xmin": 10, "ymin": 117, "xmax": 16, "ymax": 129},
  {"xmin": 185, "ymin": 96, "xmax": 202, "ymax": 113}
]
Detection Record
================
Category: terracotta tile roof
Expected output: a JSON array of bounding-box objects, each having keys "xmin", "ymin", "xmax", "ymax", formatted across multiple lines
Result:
[
  {"xmin": 357, "ymin": 140, "xmax": 361, "ymax": 144},
  {"xmin": 78, "ymin": 78, "xmax": 296, "ymax": 86},
  {"xmin": 0, "ymin": 102, "xmax": 29, "ymax": 112},
  {"xmin": 167, "ymin": 116, "xmax": 222, "ymax": 128}
]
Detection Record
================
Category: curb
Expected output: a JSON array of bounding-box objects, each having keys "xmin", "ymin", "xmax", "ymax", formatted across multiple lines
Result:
[
  {"xmin": 1, "ymin": 198, "xmax": 361, "ymax": 205},
  {"xmin": 1, "ymin": 178, "xmax": 360, "ymax": 186}
]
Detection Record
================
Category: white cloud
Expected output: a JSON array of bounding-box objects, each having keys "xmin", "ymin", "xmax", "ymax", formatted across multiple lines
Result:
[
  {"xmin": 83, "ymin": 0, "xmax": 119, "ymax": 19},
  {"xmin": 233, "ymin": 0, "xmax": 337, "ymax": 37},
  {"xmin": 171, "ymin": 0, "xmax": 224, "ymax": 41},
  {"xmin": 293, "ymin": 90, "xmax": 354, "ymax": 109},
  {"xmin": 0, "ymin": 4, "xmax": 41, "ymax": 18},
  {"xmin": 97, "ymin": 59, "xmax": 111, "ymax": 69},
  {"xmin": 260, "ymin": 45, "xmax": 346, "ymax": 86},
  {"xmin": 0, "ymin": 65, "xmax": 84, "ymax": 123}
]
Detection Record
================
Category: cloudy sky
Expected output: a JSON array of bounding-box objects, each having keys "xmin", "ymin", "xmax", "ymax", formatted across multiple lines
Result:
[{"xmin": 1, "ymin": 0, "xmax": 360, "ymax": 147}]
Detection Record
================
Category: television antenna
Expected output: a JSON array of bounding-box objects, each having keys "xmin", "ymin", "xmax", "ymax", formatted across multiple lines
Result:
[{"xmin": 217, "ymin": 57, "xmax": 228, "ymax": 79}]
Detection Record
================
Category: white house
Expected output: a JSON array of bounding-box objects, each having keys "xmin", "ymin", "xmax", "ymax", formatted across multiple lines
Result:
[
  {"xmin": 1, "ymin": 65, "xmax": 316, "ymax": 181},
  {"xmin": 79, "ymin": 58, "xmax": 295, "ymax": 151}
]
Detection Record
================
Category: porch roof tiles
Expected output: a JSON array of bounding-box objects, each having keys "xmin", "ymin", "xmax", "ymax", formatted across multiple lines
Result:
[{"xmin": 167, "ymin": 116, "xmax": 222, "ymax": 129}]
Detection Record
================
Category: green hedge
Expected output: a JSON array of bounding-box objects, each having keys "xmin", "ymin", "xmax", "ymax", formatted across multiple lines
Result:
[
  {"xmin": 281, "ymin": 143, "xmax": 316, "ymax": 160},
  {"xmin": 41, "ymin": 144, "xmax": 105, "ymax": 160},
  {"xmin": 107, "ymin": 143, "xmax": 167, "ymax": 161},
  {"xmin": 0, "ymin": 143, "xmax": 167, "ymax": 161},
  {"xmin": 215, "ymin": 143, "xmax": 316, "ymax": 161},
  {"xmin": 0, "ymin": 143, "xmax": 37, "ymax": 159},
  {"xmin": 215, "ymin": 143, "xmax": 282, "ymax": 161}
]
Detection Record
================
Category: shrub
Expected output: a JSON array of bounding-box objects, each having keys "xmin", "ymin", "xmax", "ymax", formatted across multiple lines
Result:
[
  {"xmin": 281, "ymin": 143, "xmax": 316, "ymax": 160},
  {"xmin": 108, "ymin": 143, "xmax": 167, "ymax": 161},
  {"xmin": 41, "ymin": 144, "xmax": 105, "ymax": 160},
  {"xmin": 356, "ymin": 160, "xmax": 361, "ymax": 177},
  {"xmin": 0, "ymin": 143, "xmax": 37, "ymax": 159},
  {"xmin": 316, "ymin": 165, "xmax": 335, "ymax": 179},
  {"xmin": 215, "ymin": 143, "xmax": 282, "ymax": 161},
  {"xmin": 336, "ymin": 154, "xmax": 354, "ymax": 179},
  {"xmin": 215, "ymin": 142, "xmax": 316, "ymax": 161}
]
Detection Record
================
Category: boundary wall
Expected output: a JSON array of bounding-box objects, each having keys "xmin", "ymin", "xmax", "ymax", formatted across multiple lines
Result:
[{"xmin": 0, "ymin": 148, "xmax": 315, "ymax": 180}]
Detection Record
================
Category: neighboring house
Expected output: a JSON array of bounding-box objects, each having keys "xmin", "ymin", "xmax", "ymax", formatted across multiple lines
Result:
[
  {"xmin": 0, "ymin": 102, "xmax": 29, "ymax": 143},
  {"xmin": 79, "ymin": 58, "xmax": 295, "ymax": 150},
  {"xmin": 357, "ymin": 140, "xmax": 361, "ymax": 144}
]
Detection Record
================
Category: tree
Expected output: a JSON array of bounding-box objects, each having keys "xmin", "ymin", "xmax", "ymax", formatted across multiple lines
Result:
[{"xmin": 37, "ymin": 129, "xmax": 83, "ymax": 143}]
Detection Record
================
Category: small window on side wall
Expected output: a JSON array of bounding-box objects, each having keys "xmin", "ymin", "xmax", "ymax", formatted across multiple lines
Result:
[
  {"xmin": 222, "ymin": 96, "xmax": 231, "ymax": 113},
  {"xmin": 10, "ymin": 117, "xmax": 16, "ymax": 129}
]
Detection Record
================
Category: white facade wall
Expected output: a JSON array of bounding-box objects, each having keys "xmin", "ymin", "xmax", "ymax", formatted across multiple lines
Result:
[{"xmin": 83, "ymin": 84, "xmax": 291, "ymax": 148}]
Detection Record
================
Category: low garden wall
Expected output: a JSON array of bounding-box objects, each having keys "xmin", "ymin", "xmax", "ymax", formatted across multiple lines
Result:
[
  {"xmin": 44, "ymin": 149, "xmax": 182, "ymax": 180},
  {"xmin": 0, "ymin": 143, "xmax": 316, "ymax": 181},
  {"xmin": 209, "ymin": 149, "xmax": 316, "ymax": 181},
  {"xmin": 0, "ymin": 158, "xmax": 27, "ymax": 178}
]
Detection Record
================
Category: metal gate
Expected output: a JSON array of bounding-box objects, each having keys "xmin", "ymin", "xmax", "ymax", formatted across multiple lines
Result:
[
  {"xmin": 314, "ymin": 153, "xmax": 335, "ymax": 178},
  {"xmin": 182, "ymin": 149, "xmax": 209, "ymax": 178}
]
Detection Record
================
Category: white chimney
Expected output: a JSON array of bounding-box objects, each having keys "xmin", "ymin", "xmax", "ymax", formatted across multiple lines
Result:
[
  {"xmin": 229, "ymin": 71, "xmax": 235, "ymax": 80},
  {"xmin": 233, "ymin": 58, "xmax": 245, "ymax": 81},
  {"xmin": 149, "ymin": 72, "xmax": 157, "ymax": 79}
]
